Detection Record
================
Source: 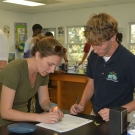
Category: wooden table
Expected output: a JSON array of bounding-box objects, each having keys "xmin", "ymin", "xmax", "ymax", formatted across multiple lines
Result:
[{"xmin": 49, "ymin": 69, "xmax": 92, "ymax": 114}]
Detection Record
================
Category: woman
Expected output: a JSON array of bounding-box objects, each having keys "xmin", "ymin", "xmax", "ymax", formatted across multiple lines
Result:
[
  {"xmin": 0, "ymin": 37, "xmax": 64, "ymax": 127},
  {"xmin": 33, "ymin": 34, "xmax": 68, "ymax": 65}
]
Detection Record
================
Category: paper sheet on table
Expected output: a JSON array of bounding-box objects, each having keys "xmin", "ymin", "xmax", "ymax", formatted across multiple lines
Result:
[{"xmin": 36, "ymin": 114, "xmax": 93, "ymax": 133}]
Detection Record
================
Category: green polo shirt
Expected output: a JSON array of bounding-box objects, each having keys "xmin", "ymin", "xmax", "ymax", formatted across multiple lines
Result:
[{"xmin": 0, "ymin": 59, "xmax": 49, "ymax": 127}]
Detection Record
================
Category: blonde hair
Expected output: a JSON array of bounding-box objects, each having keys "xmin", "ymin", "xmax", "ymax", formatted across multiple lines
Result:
[
  {"xmin": 31, "ymin": 34, "xmax": 45, "ymax": 45},
  {"xmin": 31, "ymin": 37, "xmax": 64, "ymax": 58},
  {"xmin": 85, "ymin": 12, "xmax": 118, "ymax": 45}
]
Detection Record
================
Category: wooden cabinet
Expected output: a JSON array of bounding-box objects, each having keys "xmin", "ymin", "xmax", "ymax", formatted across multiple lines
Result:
[{"xmin": 49, "ymin": 73, "xmax": 92, "ymax": 114}]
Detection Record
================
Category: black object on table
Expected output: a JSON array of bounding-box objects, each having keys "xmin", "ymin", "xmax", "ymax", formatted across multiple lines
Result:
[{"xmin": 0, "ymin": 110, "xmax": 127, "ymax": 135}]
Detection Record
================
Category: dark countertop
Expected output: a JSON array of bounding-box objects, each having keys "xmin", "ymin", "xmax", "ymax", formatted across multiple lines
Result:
[
  {"xmin": 0, "ymin": 110, "xmax": 108, "ymax": 135},
  {"xmin": 63, "ymin": 69, "xmax": 86, "ymax": 76},
  {"xmin": 0, "ymin": 110, "xmax": 127, "ymax": 135}
]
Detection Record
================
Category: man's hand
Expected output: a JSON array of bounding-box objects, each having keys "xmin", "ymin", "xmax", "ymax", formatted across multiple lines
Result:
[
  {"xmin": 98, "ymin": 108, "xmax": 110, "ymax": 121},
  {"xmin": 78, "ymin": 61, "xmax": 83, "ymax": 65},
  {"xmin": 70, "ymin": 103, "xmax": 84, "ymax": 115}
]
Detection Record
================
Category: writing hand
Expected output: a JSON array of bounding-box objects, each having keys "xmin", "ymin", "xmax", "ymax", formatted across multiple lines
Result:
[{"xmin": 70, "ymin": 103, "xmax": 84, "ymax": 115}]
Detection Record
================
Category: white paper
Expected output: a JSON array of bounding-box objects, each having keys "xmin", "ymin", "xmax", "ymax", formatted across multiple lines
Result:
[{"xmin": 36, "ymin": 114, "xmax": 93, "ymax": 133}]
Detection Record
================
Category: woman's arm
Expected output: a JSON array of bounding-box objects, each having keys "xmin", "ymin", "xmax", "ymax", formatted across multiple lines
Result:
[
  {"xmin": 38, "ymin": 85, "xmax": 51, "ymax": 111},
  {"xmin": 0, "ymin": 60, "xmax": 7, "ymax": 70},
  {"xmin": 38, "ymin": 85, "xmax": 64, "ymax": 118},
  {"xmin": 0, "ymin": 85, "xmax": 39, "ymax": 122},
  {"xmin": 0, "ymin": 85, "xmax": 61, "ymax": 124}
]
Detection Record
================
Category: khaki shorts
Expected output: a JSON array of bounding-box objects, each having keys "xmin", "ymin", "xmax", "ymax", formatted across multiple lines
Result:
[{"xmin": 90, "ymin": 109, "xmax": 96, "ymax": 116}]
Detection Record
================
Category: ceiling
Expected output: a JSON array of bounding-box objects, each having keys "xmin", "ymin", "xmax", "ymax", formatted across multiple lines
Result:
[{"xmin": 0, "ymin": 0, "xmax": 135, "ymax": 14}]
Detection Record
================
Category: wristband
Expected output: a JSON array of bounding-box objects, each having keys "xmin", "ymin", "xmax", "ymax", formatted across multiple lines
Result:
[
  {"xmin": 65, "ymin": 60, "xmax": 68, "ymax": 62},
  {"xmin": 50, "ymin": 102, "xmax": 57, "ymax": 109}
]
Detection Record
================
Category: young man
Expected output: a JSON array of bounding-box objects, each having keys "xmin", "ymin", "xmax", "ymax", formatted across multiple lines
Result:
[
  {"xmin": 70, "ymin": 12, "xmax": 135, "ymax": 121},
  {"xmin": 23, "ymin": 24, "xmax": 42, "ymax": 58},
  {"xmin": 0, "ymin": 29, "xmax": 8, "ymax": 70}
]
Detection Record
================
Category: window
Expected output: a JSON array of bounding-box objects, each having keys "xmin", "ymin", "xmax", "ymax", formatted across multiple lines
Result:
[
  {"xmin": 129, "ymin": 23, "xmax": 135, "ymax": 55},
  {"xmin": 67, "ymin": 26, "xmax": 86, "ymax": 61},
  {"xmin": 42, "ymin": 28, "xmax": 56, "ymax": 38},
  {"xmin": 8, "ymin": 52, "xmax": 16, "ymax": 63},
  {"xmin": 129, "ymin": 23, "xmax": 135, "ymax": 43}
]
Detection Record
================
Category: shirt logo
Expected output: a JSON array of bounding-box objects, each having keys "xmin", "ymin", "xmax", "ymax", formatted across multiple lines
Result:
[{"xmin": 106, "ymin": 71, "xmax": 118, "ymax": 82}]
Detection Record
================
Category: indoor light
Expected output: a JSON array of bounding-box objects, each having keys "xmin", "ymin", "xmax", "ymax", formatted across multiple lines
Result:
[{"xmin": 3, "ymin": 0, "xmax": 45, "ymax": 6}]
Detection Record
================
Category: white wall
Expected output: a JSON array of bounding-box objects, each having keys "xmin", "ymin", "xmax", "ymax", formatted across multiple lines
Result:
[
  {"xmin": 0, "ymin": 10, "xmax": 33, "ymax": 59},
  {"xmin": 33, "ymin": 3, "xmax": 135, "ymax": 50},
  {"xmin": 1, "ymin": 3, "xmax": 135, "ymax": 58}
]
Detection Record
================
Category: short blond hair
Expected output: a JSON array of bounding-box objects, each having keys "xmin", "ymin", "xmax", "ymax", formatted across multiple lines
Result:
[{"xmin": 85, "ymin": 12, "xmax": 118, "ymax": 45}]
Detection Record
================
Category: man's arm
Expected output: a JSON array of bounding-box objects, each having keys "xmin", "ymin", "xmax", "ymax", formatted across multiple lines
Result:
[
  {"xmin": 70, "ymin": 78, "xmax": 94, "ymax": 115},
  {"xmin": 122, "ymin": 99, "xmax": 135, "ymax": 113},
  {"xmin": 123, "ymin": 60, "xmax": 135, "ymax": 113},
  {"xmin": 98, "ymin": 99, "xmax": 135, "ymax": 122},
  {"xmin": 0, "ymin": 60, "xmax": 7, "ymax": 70},
  {"xmin": 23, "ymin": 38, "xmax": 32, "ymax": 58},
  {"xmin": 78, "ymin": 53, "xmax": 88, "ymax": 65},
  {"xmin": 79, "ymin": 78, "xmax": 94, "ymax": 107}
]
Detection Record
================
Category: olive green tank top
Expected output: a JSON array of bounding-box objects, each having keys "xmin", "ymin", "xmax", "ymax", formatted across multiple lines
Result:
[{"xmin": 0, "ymin": 59, "xmax": 49, "ymax": 127}]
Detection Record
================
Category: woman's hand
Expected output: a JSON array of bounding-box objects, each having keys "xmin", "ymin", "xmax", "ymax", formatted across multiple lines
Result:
[
  {"xmin": 38, "ymin": 111, "xmax": 60, "ymax": 124},
  {"xmin": 49, "ymin": 106, "xmax": 64, "ymax": 119},
  {"xmin": 70, "ymin": 103, "xmax": 84, "ymax": 115}
]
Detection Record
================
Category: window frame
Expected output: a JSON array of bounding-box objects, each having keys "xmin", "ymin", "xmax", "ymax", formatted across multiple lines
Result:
[
  {"xmin": 129, "ymin": 22, "xmax": 135, "ymax": 44},
  {"xmin": 67, "ymin": 26, "xmax": 86, "ymax": 61}
]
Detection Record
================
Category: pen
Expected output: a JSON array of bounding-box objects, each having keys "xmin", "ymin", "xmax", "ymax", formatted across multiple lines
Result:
[
  {"xmin": 75, "ymin": 96, "xmax": 84, "ymax": 110},
  {"xmin": 76, "ymin": 95, "xmax": 79, "ymax": 104}
]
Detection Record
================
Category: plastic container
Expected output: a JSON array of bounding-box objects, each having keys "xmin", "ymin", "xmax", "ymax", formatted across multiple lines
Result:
[{"xmin": 127, "ymin": 114, "xmax": 135, "ymax": 135}]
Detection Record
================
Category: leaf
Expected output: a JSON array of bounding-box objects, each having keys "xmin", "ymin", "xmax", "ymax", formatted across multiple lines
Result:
[
  {"xmin": 58, "ymin": 118, "xmax": 62, "ymax": 122},
  {"xmin": 94, "ymin": 121, "xmax": 100, "ymax": 126}
]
